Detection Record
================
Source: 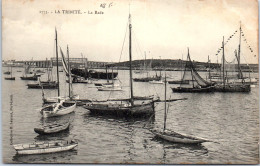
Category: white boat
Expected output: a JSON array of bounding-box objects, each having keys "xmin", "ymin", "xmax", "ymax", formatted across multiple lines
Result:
[
  {"xmin": 41, "ymin": 100, "xmax": 76, "ymax": 118},
  {"xmin": 149, "ymin": 80, "xmax": 164, "ymax": 84},
  {"xmin": 151, "ymin": 129, "xmax": 208, "ymax": 144},
  {"xmin": 13, "ymin": 140, "xmax": 78, "ymax": 155}
]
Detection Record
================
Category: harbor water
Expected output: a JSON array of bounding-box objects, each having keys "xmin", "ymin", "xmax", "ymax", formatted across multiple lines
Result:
[{"xmin": 2, "ymin": 67, "xmax": 259, "ymax": 164}]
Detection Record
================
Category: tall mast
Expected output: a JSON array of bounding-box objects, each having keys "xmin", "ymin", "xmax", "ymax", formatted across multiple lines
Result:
[
  {"xmin": 129, "ymin": 14, "xmax": 134, "ymax": 106},
  {"xmin": 222, "ymin": 36, "xmax": 225, "ymax": 87},
  {"xmin": 163, "ymin": 73, "xmax": 167, "ymax": 131},
  {"xmin": 208, "ymin": 55, "xmax": 211, "ymax": 81},
  {"xmin": 55, "ymin": 28, "xmax": 60, "ymax": 97},
  {"xmin": 67, "ymin": 45, "xmax": 71, "ymax": 98},
  {"xmin": 238, "ymin": 22, "xmax": 242, "ymax": 78}
]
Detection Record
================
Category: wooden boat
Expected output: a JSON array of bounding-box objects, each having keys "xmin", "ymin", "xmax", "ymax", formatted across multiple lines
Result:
[
  {"xmin": 4, "ymin": 71, "xmax": 11, "ymax": 75},
  {"xmin": 41, "ymin": 29, "xmax": 76, "ymax": 117},
  {"xmin": 83, "ymin": 14, "xmax": 155, "ymax": 118},
  {"xmin": 5, "ymin": 77, "xmax": 15, "ymax": 80},
  {"xmin": 13, "ymin": 139, "xmax": 78, "ymax": 155},
  {"xmin": 94, "ymin": 82, "xmax": 113, "ymax": 87},
  {"xmin": 149, "ymin": 80, "xmax": 164, "ymax": 84},
  {"xmin": 40, "ymin": 100, "xmax": 76, "ymax": 118},
  {"xmin": 34, "ymin": 122, "xmax": 70, "ymax": 135},
  {"xmin": 20, "ymin": 75, "xmax": 39, "ymax": 81},
  {"xmin": 171, "ymin": 48, "xmax": 215, "ymax": 93},
  {"xmin": 27, "ymin": 81, "xmax": 58, "ymax": 89},
  {"xmin": 66, "ymin": 76, "xmax": 90, "ymax": 84},
  {"xmin": 5, "ymin": 65, "xmax": 15, "ymax": 80},
  {"xmin": 97, "ymin": 86, "xmax": 123, "ymax": 91},
  {"xmin": 151, "ymin": 74, "xmax": 209, "ymax": 144},
  {"xmin": 213, "ymin": 33, "xmax": 251, "ymax": 92},
  {"xmin": 151, "ymin": 129, "xmax": 208, "ymax": 144},
  {"xmin": 172, "ymin": 86, "xmax": 214, "ymax": 93},
  {"xmin": 133, "ymin": 76, "xmax": 161, "ymax": 82}
]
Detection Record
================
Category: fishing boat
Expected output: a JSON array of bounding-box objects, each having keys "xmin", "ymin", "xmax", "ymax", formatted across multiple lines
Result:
[
  {"xmin": 151, "ymin": 75, "xmax": 209, "ymax": 144},
  {"xmin": 213, "ymin": 35, "xmax": 250, "ymax": 92},
  {"xmin": 4, "ymin": 65, "xmax": 15, "ymax": 80},
  {"xmin": 97, "ymin": 84, "xmax": 123, "ymax": 91},
  {"xmin": 4, "ymin": 71, "xmax": 11, "ymax": 75},
  {"xmin": 34, "ymin": 122, "xmax": 70, "ymax": 135},
  {"xmin": 83, "ymin": 14, "xmax": 156, "ymax": 118},
  {"xmin": 27, "ymin": 65, "xmax": 58, "ymax": 89},
  {"xmin": 171, "ymin": 48, "xmax": 215, "ymax": 93},
  {"xmin": 13, "ymin": 139, "xmax": 78, "ymax": 155},
  {"xmin": 94, "ymin": 82, "xmax": 113, "ymax": 87},
  {"xmin": 40, "ymin": 29, "xmax": 76, "ymax": 118}
]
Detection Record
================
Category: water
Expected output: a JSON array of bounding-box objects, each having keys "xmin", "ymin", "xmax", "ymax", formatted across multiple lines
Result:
[{"xmin": 2, "ymin": 67, "xmax": 259, "ymax": 164}]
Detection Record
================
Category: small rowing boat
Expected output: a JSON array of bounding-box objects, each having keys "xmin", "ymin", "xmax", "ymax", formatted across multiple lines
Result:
[
  {"xmin": 13, "ymin": 139, "xmax": 78, "ymax": 155},
  {"xmin": 34, "ymin": 122, "xmax": 70, "ymax": 135}
]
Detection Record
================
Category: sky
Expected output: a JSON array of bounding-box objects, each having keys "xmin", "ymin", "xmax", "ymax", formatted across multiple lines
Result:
[{"xmin": 2, "ymin": 0, "xmax": 258, "ymax": 64}]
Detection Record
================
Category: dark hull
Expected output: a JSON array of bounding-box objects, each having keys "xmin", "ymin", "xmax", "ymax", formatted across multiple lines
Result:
[
  {"xmin": 27, "ymin": 83, "xmax": 58, "ymax": 89},
  {"xmin": 5, "ymin": 77, "xmax": 15, "ymax": 80},
  {"xmin": 168, "ymin": 80, "xmax": 189, "ymax": 84},
  {"xmin": 214, "ymin": 84, "xmax": 251, "ymax": 92},
  {"xmin": 171, "ymin": 86, "xmax": 214, "ymax": 93},
  {"xmin": 94, "ymin": 83, "xmax": 113, "ymax": 86},
  {"xmin": 84, "ymin": 102, "xmax": 155, "ymax": 118},
  {"xmin": 20, "ymin": 76, "xmax": 38, "ymax": 81},
  {"xmin": 34, "ymin": 124, "xmax": 70, "ymax": 135},
  {"xmin": 133, "ymin": 77, "xmax": 161, "ymax": 82},
  {"xmin": 71, "ymin": 68, "xmax": 118, "ymax": 80}
]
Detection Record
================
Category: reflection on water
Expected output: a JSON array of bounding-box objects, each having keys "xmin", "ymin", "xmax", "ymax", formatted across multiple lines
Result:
[
  {"xmin": 9, "ymin": 94, "xmax": 13, "ymax": 145},
  {"xmin": 2, "ymin": 68, "xmax": 259, "ymax": 164}
]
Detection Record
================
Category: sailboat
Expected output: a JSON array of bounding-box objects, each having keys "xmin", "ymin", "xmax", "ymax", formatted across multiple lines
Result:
[
  {"xmin": 171, "ymin": 48, "xmax": 215, "ymax": 93},
  {"xmin": 213, "ymin": 36, "xmax": 251, "ymax": 92},
  {"xmin": 5, "ymin": 65, "xmax": 15, "ymax": 80},
  {"xmin": 40, "ymin": 29, "xmax": 76, "ymax": 118},
  {"xmin": 151, "ymin": 74, "xmax": 209, "ymax": 144},
  {"xmin": 27, "ymin": 60, "xmax": 58, "ymax": 89},
  {"xmin": 83, "ymin": 14, "xmax": 155, "ymax": 117},
  {"xmin": 20, "ymin": 64, "xmax": 40, "ymax": 81},
  {"xmin": 133, "ymin": 58, "xmax": 162, "ymax": 82}
]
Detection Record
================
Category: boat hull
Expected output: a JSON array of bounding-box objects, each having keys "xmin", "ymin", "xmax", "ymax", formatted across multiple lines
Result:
[
  {"xmin": 42, "ymin": 102, "xmax": 76, "ymax": 118},
  {"xmin": 20, "ymin": 76, "xmax": 38, "ymax": 81},
  {"xmin": 27, "ymin": 83, "xmax": 58, "ymax": 89},
  {"xmin": 14, "ymin": 143, "xmax": 77, "ymax": 155},
  {"xmin": 34, "ymin": 123, "xmax": 70, "ymax": 135},
  {"xmin": 5, "ymin": 77, "xmax": 15, "ymax": 80},
  {"xmin": 213, "ymin": 84, "xmax": 251, "ymax": 92},
  {"xmin": 84, "ymin": 102, "xmax": 154, "ymax": 117},
  {"xmin": 151, "ymin": 130, "xmax": 207, "ymax": 144},
  {"xmin": 171, "ymin": 86, "xmax": 214, "ymax": 93},
  {"xmin": 133, "ymin": 77, "xmax": 161, "ymax": 82}
]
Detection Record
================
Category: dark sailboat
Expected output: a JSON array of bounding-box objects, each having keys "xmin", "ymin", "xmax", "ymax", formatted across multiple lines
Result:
[
  {"xmin": 83, "ymin": 14, "xmax": 155, "ymax": 118},
  {"xmin": 171, "ymin": 48, "xmax": 214, "ymax": 93},
  {"xmin": 20, "ymin": 64, "xmax": 40, "ymax": 81},
  {"xmin": 213, "ymin": 36, "xmax": 250, "ymax": 92}
]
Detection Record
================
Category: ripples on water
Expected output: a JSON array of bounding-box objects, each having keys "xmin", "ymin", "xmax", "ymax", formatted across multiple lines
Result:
[{"xmin": 2, "ymin": 67, "xmax": 259, "ymax": 164}]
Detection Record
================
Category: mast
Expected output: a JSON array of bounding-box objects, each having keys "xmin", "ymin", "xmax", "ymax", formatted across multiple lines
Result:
[
  {"xmin": 163, "ymin": 73, "xmax": 167, "ymax": 131},
  {"xmin": 208, "ymin": 55, "xmax": 211, "ymax": 81},
  {"xmin": 237, "ymin": 22, "xmax": 242, "ymax": 79},
  {"xmin": 129, "ymin": 14, "xmax": 134, "ymax": 106},
  {"xmin": 187, "ymin": 48, "xmax": 194, "ymax": 88},
  {"xmin": 55, "ymin": 28, "xmax": 60, "ymax": 97},
  {"xmin": 222, "ymin": 36, "xmax": 225, "ymax": 87},
  {"xmin": 67, "ymin": 45, "xmax": 71, "ymax": 98}
]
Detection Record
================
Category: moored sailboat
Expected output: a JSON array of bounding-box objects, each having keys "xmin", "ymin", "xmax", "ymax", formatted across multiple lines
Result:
[
  {"xmin": 4, "ymin": 65, "xmax": 15, "ymax": 80},
  {"xmin": 151, "ymin": 74, "xmax": 209, "ymax": 144},
  {"xmin": 40, "ymin": 29, "xmax": 76, "ymax": 118},
  {"xmin": 171, "ymin": 48, "xmax": 215, "ymax": 93},
  {"xmin": 83, "ymin": 14, "xmax": 156, "ymax": 118}
]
